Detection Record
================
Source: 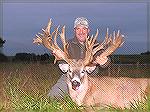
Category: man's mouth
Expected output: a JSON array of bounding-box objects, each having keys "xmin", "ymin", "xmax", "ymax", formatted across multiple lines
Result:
[{"xmin": 79, "ymin": 34, "xmax": 85, "ymax": 38}]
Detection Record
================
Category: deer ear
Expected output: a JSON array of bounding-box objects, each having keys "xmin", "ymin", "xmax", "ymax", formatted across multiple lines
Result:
[
  {"xmin": 58, "ymin": 63, "xmax": 69, "ymax": 73},
  {"xmin": 86, "ymin": 66, "xmax": 96, "ymax": 74}
]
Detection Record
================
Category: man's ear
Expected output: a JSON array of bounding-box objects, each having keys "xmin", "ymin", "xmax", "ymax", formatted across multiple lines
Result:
[
  {"xmin": 85, "ymin": 66, "xmax": 96, "ymax": 74},
  {"xmin": 58, "ymin": 63, "xmax": 69, "ymax": 73}
]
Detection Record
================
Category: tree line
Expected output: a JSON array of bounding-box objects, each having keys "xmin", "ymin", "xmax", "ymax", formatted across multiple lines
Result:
[
  {"xmin": 1, "ymin": 52, "xmax": 150, "ymax": 64},
  {"xmin": 0, "ymin": 37, "xmax": 5, "ymax": 47},
  {"xmin": 0, "ymin": 53, "xmax": 55, "ymax": 63},
  {"xmin": 13, "ymin": 53, "xmax": 55, "ymax": 63}
]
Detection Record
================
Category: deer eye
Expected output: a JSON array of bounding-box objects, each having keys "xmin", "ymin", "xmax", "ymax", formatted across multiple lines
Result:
[{"xmin": 68, "ymin": 69, "xmax": 72, "ymax": 73}]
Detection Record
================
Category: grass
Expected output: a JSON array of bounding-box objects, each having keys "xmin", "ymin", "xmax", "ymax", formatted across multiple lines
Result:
[{"xmin": 0, "ymin": 62, "xmax": 150, "ymax": 112}]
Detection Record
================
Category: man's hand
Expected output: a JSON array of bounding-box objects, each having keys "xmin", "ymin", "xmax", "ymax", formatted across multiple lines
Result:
[{"xmin": 95, "ymin": 56, "xmax": 108, "ymax": 65}]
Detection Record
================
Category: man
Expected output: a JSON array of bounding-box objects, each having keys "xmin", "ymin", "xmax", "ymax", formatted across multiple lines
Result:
[{"xmin": 48, "ymin": 17, "xmax": 111, "ymax": 99}]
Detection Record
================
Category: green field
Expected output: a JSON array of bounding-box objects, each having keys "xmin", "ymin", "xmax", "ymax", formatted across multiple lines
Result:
[{"xmin": 0, "ymin": 62, "xmax": 150, "ymax": 112}]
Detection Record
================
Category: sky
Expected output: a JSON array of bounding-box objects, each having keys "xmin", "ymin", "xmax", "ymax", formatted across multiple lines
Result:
[{"xmin": 1, "ymin": 2, "xmax": 149, "ymax": 56}]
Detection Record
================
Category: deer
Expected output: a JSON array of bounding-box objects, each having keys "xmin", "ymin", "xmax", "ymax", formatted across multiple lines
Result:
[{"xmin": 33, "ymin": 19, "xmax": 150, "ymax": 108}]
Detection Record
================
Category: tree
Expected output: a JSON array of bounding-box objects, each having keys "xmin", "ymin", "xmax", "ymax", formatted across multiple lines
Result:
[
  {"xmin": 0, "ymin": 37, "xmax": 6, "ymax": 54},
  {"xmin": 0, "ymin": 37, "xmax": 6, "ymax": 47},
  {"xmin": 0, "ymin": 37, "xmax": 7, "ymax": 61}
]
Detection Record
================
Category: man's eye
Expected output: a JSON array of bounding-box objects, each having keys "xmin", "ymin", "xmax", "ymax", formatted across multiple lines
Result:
[
  {"xmin": 76, "ymin": 28, "xmax": 80, "ymax": 31},
  {"xmin": 83, "ymin": 28, "xmax": 87, "ymax": 30}
]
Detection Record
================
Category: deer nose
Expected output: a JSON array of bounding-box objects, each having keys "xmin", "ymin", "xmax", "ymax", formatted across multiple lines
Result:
[
  {"xmin": 72, "ymin": 80, "xmax": 80, "ymax": 86},
  {"xmin": 72, "ymin": 80, "xmax": 80, "ymax": 89}
]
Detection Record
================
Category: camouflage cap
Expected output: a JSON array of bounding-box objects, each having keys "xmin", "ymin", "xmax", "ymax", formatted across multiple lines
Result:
[{"xmin": 74, "ymin": 17, "xmax": 89, "ymax": 28}]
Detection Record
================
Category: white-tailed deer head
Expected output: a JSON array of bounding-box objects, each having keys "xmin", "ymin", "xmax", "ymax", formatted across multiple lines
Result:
[{"xmin": 58, "ymin": 60, "xmax": 96, "ymax": 91}]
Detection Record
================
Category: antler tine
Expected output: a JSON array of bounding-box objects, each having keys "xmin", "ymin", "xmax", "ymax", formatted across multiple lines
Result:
[
  {"xmin": 42, "ymin": 28, "xmax": 46, "ymax": 33},
  {"xmin": 45, "ymin": 19, "xmax": 52, "ymax": 35},
  {"xmin": 117, "ymin": 30, "xmax": 120, "ymax": 37},
  {"xmin": 104, "ymin": 28, "xmax": 111, "ymax": 46},
  {"xmin": 119, "ymin": 35, "xmax": 125, "ymax": 47},
  {"xmin": 92, "ymin": 29, "xmax": 99, "ymax": 45},
  {"xmin": 90, "ymin": 35, "xmax": 94, "ymax": 43},
  {"xmin": 113, "ymin": 31, "xmax": 116, "ymax": 44},
  {"xmin": 59, "ymin": 26, "xmax": 69, "ymax": 56},
  {"xmin": 35, "ymin": 34, "xmax": 41, "ymax": 39},
  {"xmin": 105, "ymin": 28, "xmax": 109, "ymax": 44},
  {"xmin": 54, "ymin": 25, "xmax": 60, "ymax": 49},
  {"xmin": 59, "ymin": 25, "xmax": 67, "ymax": 48},
  {"xmin": 38, "ymin": 32, "xmax": 44, "ymax": 37}
]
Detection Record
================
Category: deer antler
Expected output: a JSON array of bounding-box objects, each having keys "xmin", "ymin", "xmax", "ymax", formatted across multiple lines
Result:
[
  {"xmin": 33, "ymin": 19, "xmax": 124, "ymax": 66},
  {"xmin": 33, "ymin": 19, "xmax": 72, "ymax": 64},
  {"xmin": 83, "ymin": 28, "xmax": 124, "ymax": 66},
  {"xmin": 99, "ymin": 30, "xmax": 124, "ymax": 58}
]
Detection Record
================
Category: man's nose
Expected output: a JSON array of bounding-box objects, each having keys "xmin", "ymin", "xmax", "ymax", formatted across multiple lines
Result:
[{"xmin": 79, "ymin": 29, "xmax": 84, "ymax": 34}]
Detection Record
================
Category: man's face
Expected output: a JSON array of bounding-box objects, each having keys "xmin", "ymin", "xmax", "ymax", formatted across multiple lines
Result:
[{"xmin": 74, "ymin": 25, "xmax": 90, "ymax": 43}]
